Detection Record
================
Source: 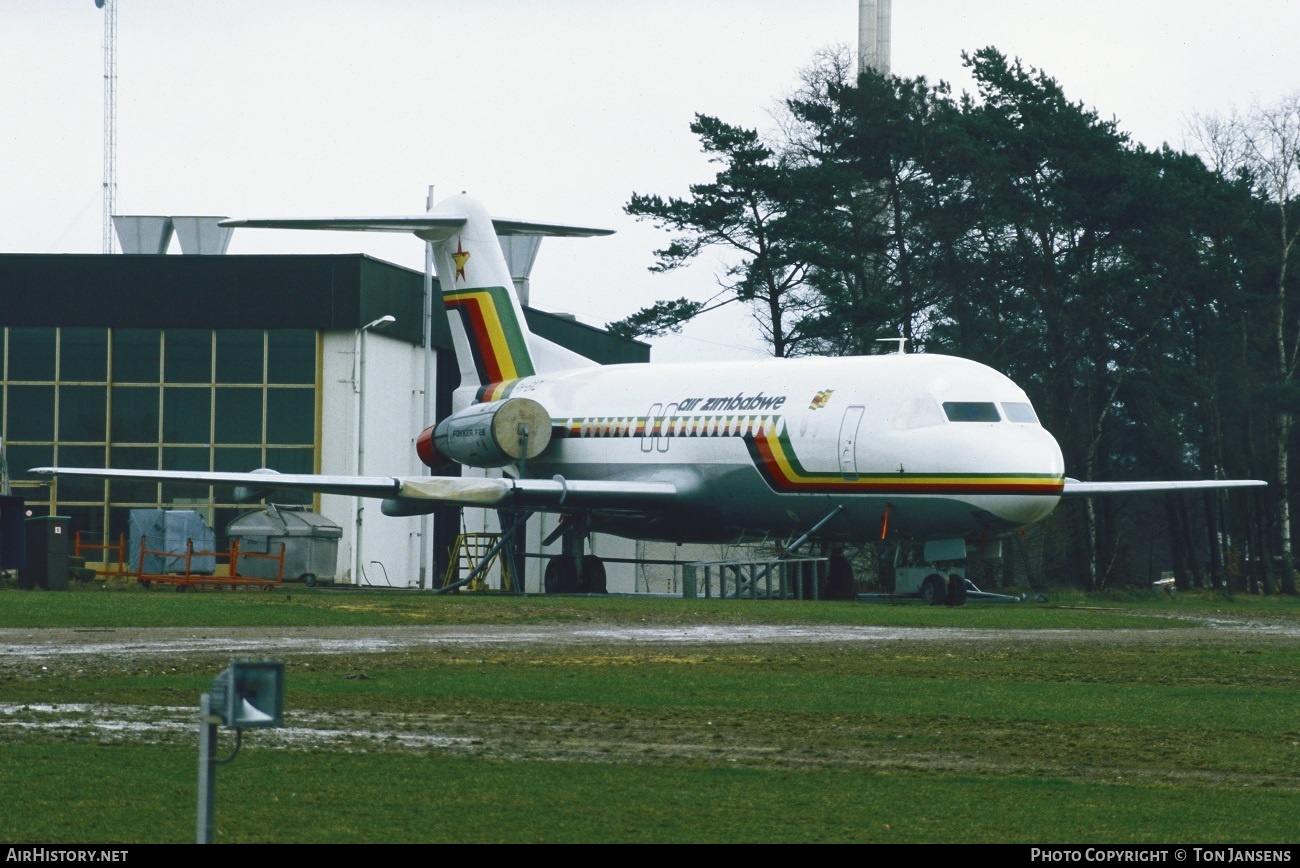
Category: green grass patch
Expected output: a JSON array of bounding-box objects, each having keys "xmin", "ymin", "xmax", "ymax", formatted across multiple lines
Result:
[
  {"xmin": 3, "ymin": 588, "xmax": 1298, "ymax": 842},
  {"xmin": 7, "ymin": 582, "xmax": 1296, "ymax": 629},
  {"xmin": 2, "ymin": 743, "xmax": 1296, "ymax": 844}
]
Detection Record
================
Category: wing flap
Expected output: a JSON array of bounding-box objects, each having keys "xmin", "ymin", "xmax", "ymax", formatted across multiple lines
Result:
[{"xmin": 397, "ymin": 476, "xmax": 678, "ymax": 509}]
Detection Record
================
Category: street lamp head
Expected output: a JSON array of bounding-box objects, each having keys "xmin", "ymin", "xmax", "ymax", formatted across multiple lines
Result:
[
  {"xmin": 363, "ymin": 314, "xmax": 396, "ymax": 332},
  {"xmin": 207, "ymin": 661, "xmax": 284, "ymax": 729}
]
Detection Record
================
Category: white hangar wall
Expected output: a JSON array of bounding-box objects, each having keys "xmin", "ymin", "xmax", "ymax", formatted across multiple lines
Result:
[{"xmin": 319, "ymin": 331, "xmax": 638, "ymax": 591}]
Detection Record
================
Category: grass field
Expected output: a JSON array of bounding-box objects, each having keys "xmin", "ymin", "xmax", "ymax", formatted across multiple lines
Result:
[{"xmin": 2, "ymin": 585, "xmax": 1298, "ymax": 844}]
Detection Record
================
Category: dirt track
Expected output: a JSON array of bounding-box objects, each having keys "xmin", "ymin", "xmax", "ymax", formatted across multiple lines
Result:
[
  {"xmin": 2, "ymin": 614, "xmax": 1297, "ymax": 786},
  {"xmin": 2, "ymin": 614, "xmax": 1298, "ymax": 664}
]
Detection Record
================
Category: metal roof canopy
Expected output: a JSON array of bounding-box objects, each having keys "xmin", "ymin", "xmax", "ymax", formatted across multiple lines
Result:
[{"xmin": 0, "ymin": 253, "xmax": 649, "ymax": 365}]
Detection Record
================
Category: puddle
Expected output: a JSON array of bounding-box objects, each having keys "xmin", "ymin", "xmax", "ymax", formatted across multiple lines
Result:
[{"xmin": 0, "ymin": 702, "xmax": 481, "ymax": 750}]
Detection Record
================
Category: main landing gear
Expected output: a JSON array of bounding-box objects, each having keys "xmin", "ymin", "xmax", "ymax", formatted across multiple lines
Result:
[
  {"xmin": 542, "ymin": 513, "xmax": 607, "ymax": 594},
  {"xmin": 543, "ymin": 554, "xmax": 607, "ymax": 594}
]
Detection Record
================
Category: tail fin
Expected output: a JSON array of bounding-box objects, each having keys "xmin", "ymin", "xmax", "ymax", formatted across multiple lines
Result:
[
  {"xmin": 429, "ymin": 196, "xmax": 542, "ymax": 401},
  {"xmin": 220, "ymin": 195, "xmax": 613, "ymax": 405}
]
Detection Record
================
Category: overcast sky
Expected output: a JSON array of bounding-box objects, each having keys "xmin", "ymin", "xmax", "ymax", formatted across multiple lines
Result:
[{"xmin": 3, "ymin": 1, "xmax": 1298, "ymax": 362}]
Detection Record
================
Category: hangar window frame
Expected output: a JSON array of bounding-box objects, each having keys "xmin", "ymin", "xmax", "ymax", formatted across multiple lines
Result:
[{"xmin": 1, "ymin": 325, "xmax": 320, "ymax": 549}]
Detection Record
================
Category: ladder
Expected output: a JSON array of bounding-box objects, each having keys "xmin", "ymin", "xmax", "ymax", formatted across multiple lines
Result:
[{"xmin": 442, "ymin": 532, "xmax": 515, "ymax": 592}]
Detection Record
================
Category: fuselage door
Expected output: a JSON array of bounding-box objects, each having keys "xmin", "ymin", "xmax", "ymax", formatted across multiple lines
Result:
[{"xmin": 838, "ymin": 405, "xmax": 865, "ymax": 480}]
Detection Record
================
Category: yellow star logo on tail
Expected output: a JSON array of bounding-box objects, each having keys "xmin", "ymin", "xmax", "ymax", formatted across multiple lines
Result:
[{"xmin": 452, "ymin": 238, "xmax": 471, "ymax": 281}]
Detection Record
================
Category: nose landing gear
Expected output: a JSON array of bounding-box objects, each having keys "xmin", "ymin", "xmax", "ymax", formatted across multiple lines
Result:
[{"xmin": 918, "ymin": 571, "xmax": 968, "ymax": 607}]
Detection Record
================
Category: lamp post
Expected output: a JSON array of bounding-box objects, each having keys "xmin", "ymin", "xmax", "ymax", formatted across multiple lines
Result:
[
  {"xmin": 420, "ymin": 184, "xmax": 435, "ymax": 589},
  {"xmin": 197, "ymin": 661, "xmax": 284, "ymax": 844},
  {"xmin": 354, "ymin": 315, "xmax": 395, "ymax": 585}
]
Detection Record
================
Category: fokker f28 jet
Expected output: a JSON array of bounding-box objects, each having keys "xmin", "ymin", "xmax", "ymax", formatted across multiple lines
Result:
[{"xmin": 36, "ymin": 194, "xmax": 1265, "ymax": 599}]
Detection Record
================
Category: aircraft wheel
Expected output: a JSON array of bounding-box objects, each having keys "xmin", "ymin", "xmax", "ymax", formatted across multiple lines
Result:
[
  {"xmin": 945, "ymin": 574, "xmax": 968, "ymax": 607},
  {"xmin": 544, "ymin": 557, "xmax": 578, "ymax": 594},
  {"xmin": 827, "ymin": 551, "xmax": 855, "ymax": 600},
  {"xmin": 921, "ymin": 574, "xmax": 945, "ymax": 606},
  {"xmin": 580, "ymin": 555, "xmax": 607, "ymax": 594},
  {"xmin": 303, "ymin": 573, "xmax": 317, "ymax": 588}
]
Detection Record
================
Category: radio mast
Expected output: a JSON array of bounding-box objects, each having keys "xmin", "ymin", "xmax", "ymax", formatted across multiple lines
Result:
[{"xmin": 97, "ymin": 0, "xmax": 117, "ymax": 254}]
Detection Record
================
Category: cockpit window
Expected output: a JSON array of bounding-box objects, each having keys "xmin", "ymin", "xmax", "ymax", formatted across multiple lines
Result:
[
  {"xmin": 942, "ymin": 401, "xmax": 1002, "ymax": 422},
  {"xmin": 896, "ymin": 396, "xmax": 946, "ymax": 429},
  {"xmin": 1002, "ymin": 402, "xmax": 1039, "ymax": 423}
]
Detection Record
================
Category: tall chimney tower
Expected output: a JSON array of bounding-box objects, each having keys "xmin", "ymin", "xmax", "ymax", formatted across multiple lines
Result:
[{"xmin": 858, "ymin": 0, "xmax": 892, "ymax": 74}]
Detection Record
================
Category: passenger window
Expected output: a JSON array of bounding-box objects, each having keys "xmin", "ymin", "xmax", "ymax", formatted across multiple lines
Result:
[
  {"xmin": 1002, "ymin": 402, "xmax": 1039, "ymax": 423},
  {"xmin": 942, "ymin": 402, "xmax": 1001, "ymax": 422}
]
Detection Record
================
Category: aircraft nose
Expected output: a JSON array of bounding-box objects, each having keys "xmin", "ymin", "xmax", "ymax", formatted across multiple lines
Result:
[
  {"xmin": 980, "ymin": 423, "xmax": 1066, "ymax": 525},
  {"xmin": 920, "ymin": 417, "xmax": 1064, "ymax": 479},
  {"xmin": 1014, "ymin": 424, "xmax": 1065, "ymax": 479},
  {"xmin": 983, "ymin": 422, "xmax": 1065, "ymax": 485}
]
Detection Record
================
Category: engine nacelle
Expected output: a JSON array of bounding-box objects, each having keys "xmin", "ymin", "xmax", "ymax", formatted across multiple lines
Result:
[
  {"xmin": 381, "ymin": 498, "xmax": 442, "ymax": 517},
  {"xmin": 420, "ymin": 397, "xmax": 553, "ymax": 469},
  {"xmin": 415, "ymin": 424, "xmax": 449, "ymax": 469}
]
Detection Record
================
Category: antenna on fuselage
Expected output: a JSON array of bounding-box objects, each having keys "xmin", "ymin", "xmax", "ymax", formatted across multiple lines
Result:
[{"xmin": 876, "ymin": 337, "xmax": 907, "ymax": 354}]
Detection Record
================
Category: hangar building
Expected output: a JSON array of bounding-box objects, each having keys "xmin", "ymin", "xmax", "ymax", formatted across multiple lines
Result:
[{"xmin": 0, "ymin": 240, "xmax": 648, "ymax": 590}]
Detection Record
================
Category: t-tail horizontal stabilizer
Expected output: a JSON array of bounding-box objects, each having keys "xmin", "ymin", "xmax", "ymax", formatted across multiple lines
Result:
[
  {"xmin": 217, "ymin": 215, "xmax": 613, "ymax": 243},
  {"xmin": 221, "ymin": 194, "xmax": 613, "ymax": 393}
]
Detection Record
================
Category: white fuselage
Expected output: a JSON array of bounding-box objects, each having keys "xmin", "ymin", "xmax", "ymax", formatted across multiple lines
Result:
[{"xmin": 498, "ymin": 353, "xmax": 1066, "ymax": 544}]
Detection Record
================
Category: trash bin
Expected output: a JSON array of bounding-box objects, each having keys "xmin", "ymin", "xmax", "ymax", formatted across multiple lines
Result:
[
  {"xmin": 227, "ymin": 504, "xmax": 341, "ymax": 586},
  {"xmin": 21, "ymin": 515, "xmax": 69, "ymax": 590},
  {"xmin": 0, "ymin": 495, "xmax": 26, "ymax": 575}
]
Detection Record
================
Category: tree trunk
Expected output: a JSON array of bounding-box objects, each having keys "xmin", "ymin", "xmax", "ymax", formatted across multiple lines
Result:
[
  {"xmin": 1166, "ymin": 496, "xmax": 1189, "ymax": 590},
  {"xmin": 1203, "ymin": 490, "xmax": 1224, "ymax": 589}
]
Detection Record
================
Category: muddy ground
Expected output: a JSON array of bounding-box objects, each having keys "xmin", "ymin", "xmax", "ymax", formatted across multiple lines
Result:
[
  {"xmin": 2, "ymin": 614, "xmax": 1298, "ymax": 787},
  {"xmin": 4, "ymin": 614, "xmax": 1299, "ymax": 661}
]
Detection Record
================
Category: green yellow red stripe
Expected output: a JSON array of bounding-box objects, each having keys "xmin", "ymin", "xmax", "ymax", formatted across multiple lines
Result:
[
  {"xmin": 549, "ymin": 413, "xmax": 1064, "ymax": 496},
  {"xmin": 443, "ymin": 286, "xmax": 535, "ymax": 383},
  {"xmin": 475, "ymin": 379, "xmax": 521, "ymax": 403},
  {"xmin": 748, "ymin": 426, "xmax": 1064, "ymax": 495}
]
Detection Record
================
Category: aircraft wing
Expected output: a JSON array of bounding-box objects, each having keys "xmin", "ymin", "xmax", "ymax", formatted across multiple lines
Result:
[
  {"xmin": 29, "ymin": 467, "xmax": 678, "ymax": 511},
  {"xmin": 1059, "ymin": 478, "xmax": 1266, "ymax": 496}
]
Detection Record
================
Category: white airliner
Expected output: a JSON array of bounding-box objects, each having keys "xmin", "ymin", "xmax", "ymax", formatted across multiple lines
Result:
[{"xmin": 35, "ymin": 194, "xmax": 1264, "ymax": 597}]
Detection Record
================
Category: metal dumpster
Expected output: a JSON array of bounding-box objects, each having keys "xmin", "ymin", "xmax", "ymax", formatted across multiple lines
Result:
[{"xmin": 227, "ymin": 504, "xmax": 341, "ymax": 586}]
